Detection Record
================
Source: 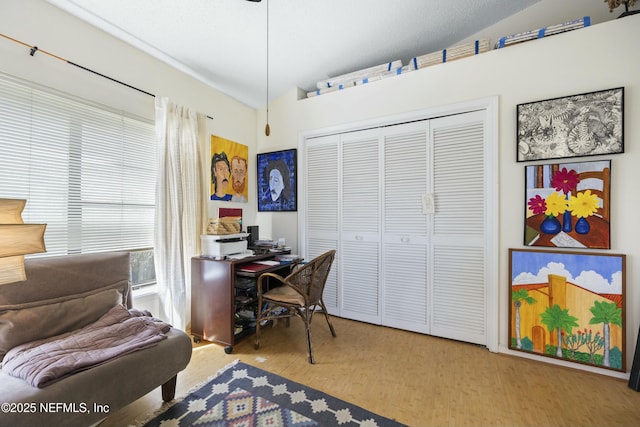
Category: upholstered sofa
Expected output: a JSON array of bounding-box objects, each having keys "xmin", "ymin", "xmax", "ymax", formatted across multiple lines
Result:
[{"xmin": 0, "ymin": 252, "xmax": 192, "ymax": 427}]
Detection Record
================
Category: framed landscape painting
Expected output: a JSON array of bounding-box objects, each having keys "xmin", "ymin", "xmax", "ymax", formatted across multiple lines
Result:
[
  {"xmin": 517, "ymin": 87, "xmax": 624, "ymax": 162},
  {"xmin": 509, "ymin": 248, "xmax": 625, "ymax": 371}
]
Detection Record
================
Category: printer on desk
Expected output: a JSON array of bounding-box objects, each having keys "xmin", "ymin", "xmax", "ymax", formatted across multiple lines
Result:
[{"xmin": 201, "ymin": 233, "xmax": 250, "ymax": 259}]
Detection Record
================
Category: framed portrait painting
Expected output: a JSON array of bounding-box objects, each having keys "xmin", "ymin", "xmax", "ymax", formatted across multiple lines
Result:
[
  {"xmin": 509, "ymin": 248, "xmax": 625, "ymax": 371},
  {"xmin": 517, "ymin": 87, "xmax": 624, "ymax": 162},
  {"xmin": 524, "ymin": 160, "xmax": 611, "ymax": 249},
  {"xmin": 257, "ymin": 149, "xmax": 297, "ymax": 212},
  {"xmin": 210, "ymin": 135, "xmax": 249, "ymax": 203}
]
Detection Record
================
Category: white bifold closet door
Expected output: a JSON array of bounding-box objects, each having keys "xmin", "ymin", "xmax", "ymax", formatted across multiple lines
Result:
[
  {"xmin": 302, "ymin": 109, "xmax": 488, "ymax": 346},
  {"xmin": 429, "ymin": 111, "xmax": 487, "ymax": 346},
  {"xmin": 304, "ymin": 135, "xmax": 340, "ymax": 312},
  {"xmin": 381, "ymin": 120, "xmax": 429, "ymax": 333},
  {"xmin": 339, "ymin": 129, "xmax": 381, "ymax": 324}
]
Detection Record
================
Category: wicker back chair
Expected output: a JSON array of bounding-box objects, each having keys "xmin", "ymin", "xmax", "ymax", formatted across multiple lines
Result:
[{"xmin": 254, "ymin": 250, "xmax": 336, "ymax": 363}]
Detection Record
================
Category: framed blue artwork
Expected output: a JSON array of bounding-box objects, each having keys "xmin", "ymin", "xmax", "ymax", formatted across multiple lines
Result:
[{"xmin": 257, "ymin": 149, "xmax": 297, "ymax": 212}]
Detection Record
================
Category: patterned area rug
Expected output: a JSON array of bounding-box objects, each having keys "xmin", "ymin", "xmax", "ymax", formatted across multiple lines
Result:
[{"xmin": 140, "ymin": 361, "xmax": 406, "ymax": 427}]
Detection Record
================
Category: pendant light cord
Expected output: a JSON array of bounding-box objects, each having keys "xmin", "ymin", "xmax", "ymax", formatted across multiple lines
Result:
[{"xmin": 265, "ymin": 0, "xmax": 271, "ymax": 136}]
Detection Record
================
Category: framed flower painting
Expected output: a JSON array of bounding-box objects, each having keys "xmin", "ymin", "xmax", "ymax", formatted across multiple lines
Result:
[
  {"xmin": 517, "ymin": 87, "xmax": 624, "ymax": 162},
  {"xmin": 524, "ymin": 160, "xmax": 611, "ymax": 249}
]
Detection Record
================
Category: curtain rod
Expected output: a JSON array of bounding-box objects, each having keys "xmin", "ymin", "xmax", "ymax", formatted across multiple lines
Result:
[{"xmin": 0, "ymin": 33, "xmax": 214, "ymax": 120}]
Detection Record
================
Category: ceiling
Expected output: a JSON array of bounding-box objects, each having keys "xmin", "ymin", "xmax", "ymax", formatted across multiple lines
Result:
[{"xmin": 46, "ymin": 0, "xmax": 541, "ymax": 109}]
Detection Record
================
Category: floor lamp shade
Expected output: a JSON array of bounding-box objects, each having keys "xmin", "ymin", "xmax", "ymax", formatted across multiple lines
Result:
[
  {"xmin": 0, "ymin": 224, "xmax": 47, "ymax": 257},
  {"xmin": 0, "ymin": 199, "xmax": 47, "ymax": 285}
]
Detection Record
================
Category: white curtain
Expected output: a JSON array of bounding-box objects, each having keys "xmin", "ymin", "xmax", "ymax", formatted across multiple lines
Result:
[{"xmin": 154, "ymin": 97, "xmax": 207, "ymax": 330}]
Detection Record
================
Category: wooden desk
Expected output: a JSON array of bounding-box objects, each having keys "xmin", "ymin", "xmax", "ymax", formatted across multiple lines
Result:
[
  {"xmin": 190, "ymin": 252, "xmax": 301, "ymax": 353},
  {"xmin": 525, "ymin": 214, "xmax": 610, "ymax": 249}
]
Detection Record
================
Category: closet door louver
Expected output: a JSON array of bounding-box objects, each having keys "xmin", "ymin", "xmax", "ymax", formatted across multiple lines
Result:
[
  {"xmin": 429, "ymin": 111, "xmax": 487, "ymax": 345},
  {"xmin": 304, "ymin": 135, "xmax": 340, "ymax": 312},
  {"xmin": 339, "ymin": 130, "xmax": 381, "ymax": 323},
  {"xmin": 381, "ymin": 122, "xmax": 430, "ymax": 333}
]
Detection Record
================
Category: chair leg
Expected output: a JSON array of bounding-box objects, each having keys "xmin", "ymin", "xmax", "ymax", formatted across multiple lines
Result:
[
  {"xmin": 255, "ymin": 307, "xmax": 262, "ymax": 350},
  {"xmin": 305, "ymin": 315, "xmax": 314, "ymax": 364},
  {"xmin": 319, "ymin": 301, "xmax": 336, "ymax": 337}
]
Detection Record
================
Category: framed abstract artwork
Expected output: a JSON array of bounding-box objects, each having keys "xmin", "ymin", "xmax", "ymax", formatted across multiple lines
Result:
[
  {"xmin": 524, "ymin": 160, "xmax": 611, "ymax": 249},
  {"xmin": 517, "ymin": 87, "xmax": 624, "ymax": 162},
  {"xmin": 257, "ymin": 149, "xmax": 297, "ymax": 212},
  {"xmin": 509, "ymin": 248, "xmax": 625, "ymax": 371}
]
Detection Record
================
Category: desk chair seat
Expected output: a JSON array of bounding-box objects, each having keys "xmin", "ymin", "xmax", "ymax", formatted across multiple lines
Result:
[{"xmin": 254, "ymin": 250, "xmax": 337, "ymax": 363}]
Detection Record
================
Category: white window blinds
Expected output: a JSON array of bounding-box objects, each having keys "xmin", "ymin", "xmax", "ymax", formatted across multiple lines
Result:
[{"xmin": 0, "ymin": 73, "xmax": 156, "ymax": 256}]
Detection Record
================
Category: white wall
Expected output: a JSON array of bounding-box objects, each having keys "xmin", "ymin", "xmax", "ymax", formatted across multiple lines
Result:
[
  {"xmin": 0, "ymin": 0, "xmax": 259, "ymax": 229},
  {"xmin": 258, "ymin": 15, "xmax": 640, "ymax": 377}
]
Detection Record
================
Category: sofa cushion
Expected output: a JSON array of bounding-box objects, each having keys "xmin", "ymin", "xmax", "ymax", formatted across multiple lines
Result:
[
  {"xmin": 0, "ymin": 252, "xmax": 131, "ymax": 307},
  {"xmin": 0, "ymin": 287, "xmax": 123, "ymax": 360}
]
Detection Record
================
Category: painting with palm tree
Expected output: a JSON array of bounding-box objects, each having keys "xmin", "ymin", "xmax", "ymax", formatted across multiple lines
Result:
[{"xmin": 509, "ymin": 248, "xmax": 626, "ymax": 371}]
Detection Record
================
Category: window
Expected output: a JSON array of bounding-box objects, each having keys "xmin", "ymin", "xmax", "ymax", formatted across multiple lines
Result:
[
  {"xmin": 0, "ymin": 73, "xmax": 156, "ymax": 287},
  {"xmin": 130, "ymin": 248, "xmax": 156, "ymax": 291}
]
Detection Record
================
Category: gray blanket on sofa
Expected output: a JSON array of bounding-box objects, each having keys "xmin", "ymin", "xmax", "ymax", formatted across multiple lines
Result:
[{"xmin": 1, "ymin": 305, "xmax": 170, "ymax": 388}]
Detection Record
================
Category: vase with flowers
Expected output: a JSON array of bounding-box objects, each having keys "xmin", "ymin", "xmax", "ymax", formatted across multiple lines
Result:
[
  {"xmin": 551, "ymin": 167, "xmax": 580, "ymax": 232},
  {"xmin": 528, "ymin": 192, "xmax": 566, "ymax": 235},
  {"xmin": 568, "ymin": 189, "xmax": 600, "ymax": 234},
  {"xmin": 528, "ymin": 167, "xmax": 600, "ymax": 236}
]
